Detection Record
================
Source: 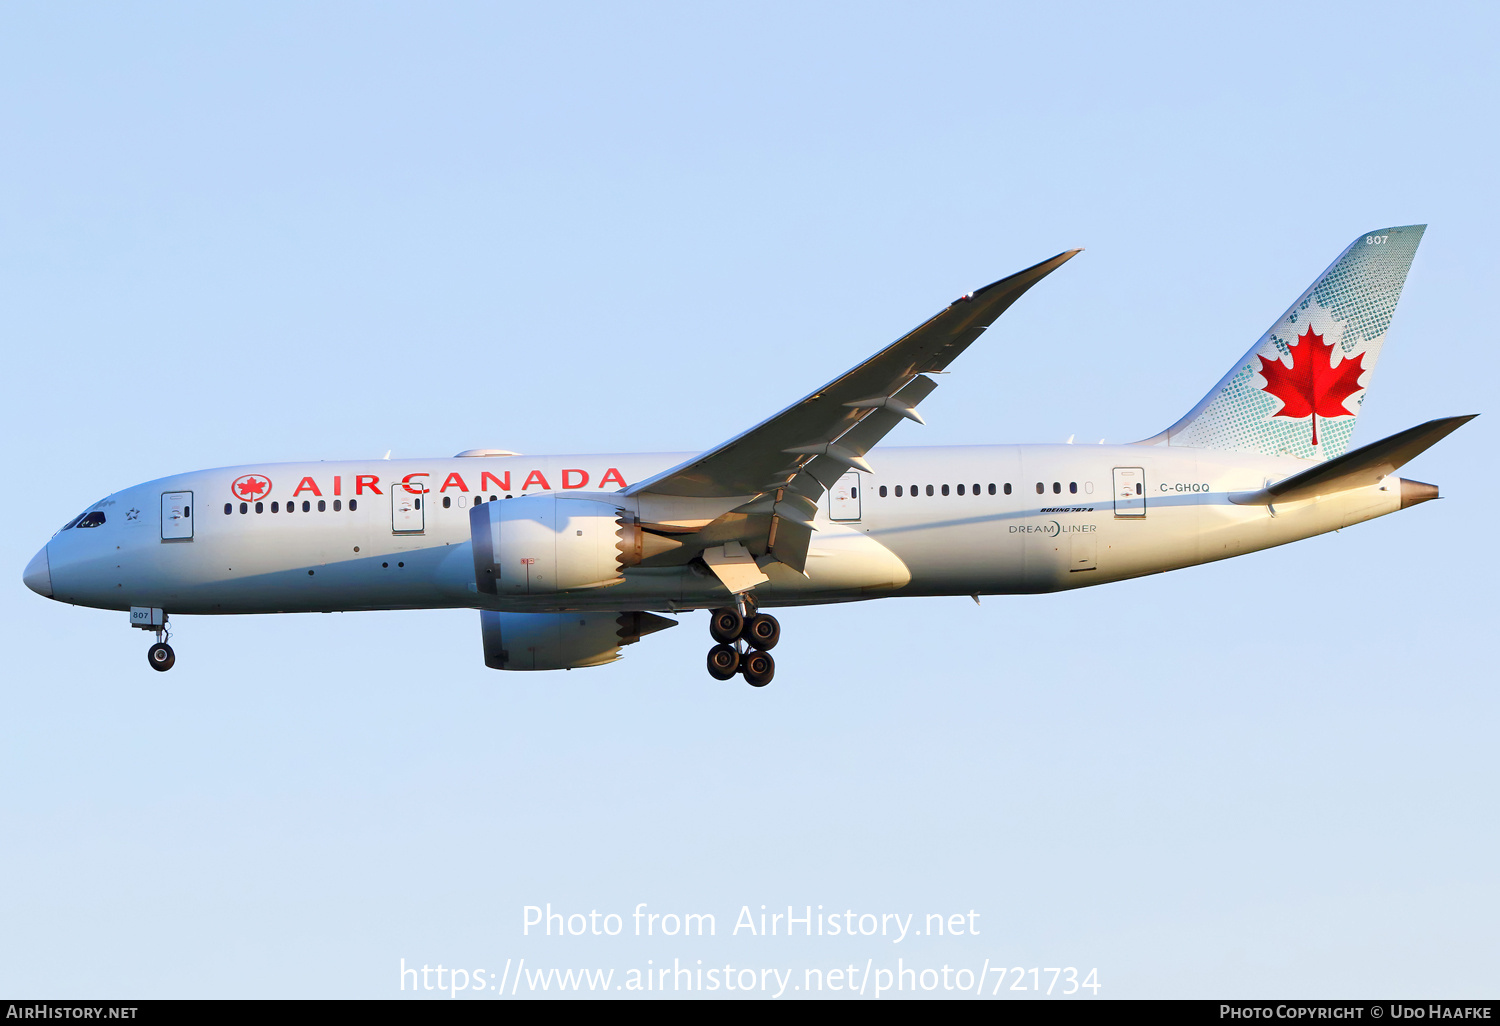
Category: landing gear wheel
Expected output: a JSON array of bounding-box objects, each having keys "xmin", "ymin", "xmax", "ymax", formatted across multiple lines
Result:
[
  {"xmin": 742, "ymin": 649, "xmax": 775, "ymax": 687},
  {"xmin": 147, "ymin": 643, "xmax": 176, "ymax": 672},
  {"xmin": 708, "ymin": 607, "xmax": 744, "ymax": 644},
  {"xmin": 707, "ymin": 644, "xmax": 740, "ymax": 680},
  {"xmin": 745, "ymin": 613, "xmax": 780, "ymax": 651}
]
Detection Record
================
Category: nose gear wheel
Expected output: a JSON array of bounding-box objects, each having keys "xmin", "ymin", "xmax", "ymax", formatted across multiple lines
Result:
[{"xmin": 147, "ymin": 643, "xmax": 176, "ymax": 672}]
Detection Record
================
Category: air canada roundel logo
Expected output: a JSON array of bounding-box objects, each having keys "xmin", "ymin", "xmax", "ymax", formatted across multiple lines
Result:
[{"xmin": 231, "ymin": 474, "xmax": 272, "ymax": 501}]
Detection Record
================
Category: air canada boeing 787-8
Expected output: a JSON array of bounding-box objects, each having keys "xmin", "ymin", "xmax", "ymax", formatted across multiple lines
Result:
[{"xmin": 23, "ymin": 225, "xmax": 1472, "ymax": 686}]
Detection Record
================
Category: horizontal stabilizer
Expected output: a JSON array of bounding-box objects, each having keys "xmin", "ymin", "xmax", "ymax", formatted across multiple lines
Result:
[{"xmin": 1230, "ymin": 415, "xmax": 1475, "ymax": 506}]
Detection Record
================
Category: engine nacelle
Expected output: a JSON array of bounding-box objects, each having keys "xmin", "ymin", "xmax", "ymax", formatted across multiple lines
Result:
[
  {"xmin": 480, "ymin": 610, "xmax": 677, "ymax": 670},
  {"xmin": 471, "ymin": 494, "xmax": 634, "ymax": 595}
]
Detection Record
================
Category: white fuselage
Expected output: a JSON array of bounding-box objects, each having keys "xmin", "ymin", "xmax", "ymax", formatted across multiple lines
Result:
[{"xmin": 40, "ymin": 444, "xmax": 1402, "ymax": 617}]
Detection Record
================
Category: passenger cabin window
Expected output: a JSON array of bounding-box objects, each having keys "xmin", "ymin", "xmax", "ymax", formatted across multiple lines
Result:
[
  {"xmin": 302, "ymin": 501, "xmax": 311, "ymax": 512},
  {"xmin": 318, "ymin": 500, "xmax": 327, "ymax": 512},
  {"xmin": 1001, "ymin": 483, "xmax": 1010, "ymax": 495},
  {"xmin": 1035, "ymin": 483, "xmax": 1044, "ymax": 494},
  {"xmin": 956, "ymin": 484, "xmax": 965, "ymax": 495},
  {"xmin": 255, "ymin": 502, "xmax": 264, "ymax": 513},
  {"xmin": 925, "ymin": 484, "xmax": 934, "ymax": 496},
  {"xmin": 271, "ymin": 501, "xmax": 280, "ymax": 512},
  {"xmin": 443, "ymin": 496, "xmax": 452, "ymax": 508},
  {"xmin": 941, "ymin": 484, "xmax": 949, "ymax": 496},
  {"xmin": 334, "ymin": 499, "xmax": 342, "ymax": 511},
  {"xmin": 879, "ymin": 486, "xmax": 888, "ymax": 497},
  {"xmin": 349, "ymin": 499, "xmax": 358, "ymax": 511},
  {"xmin": 894, "ymin": 485, "xmax": 903, "ymax": 497},
  {"xmin": 240, "ymin": 502, "xmax": 248, "ymax": 514},
  {"xmin": 223, "ymin": 503, "xmax": 232, "ymax": 515},
  {"xmin": 1053, "ymin": 482, "xmax": 1061, "ymax": 494},
  {"xmin": 76, "ymin": 511, "xmax": 106, "ymax": 528},
  {"xmin": 1069, "ymin": 482, "xmax": 1078, "ymax": 494}
]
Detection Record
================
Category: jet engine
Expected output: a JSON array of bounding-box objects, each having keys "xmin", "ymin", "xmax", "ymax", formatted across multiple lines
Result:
[
  {"xmin": 480, "ymin": 610, "xmax": 677, "ymax": 670},
  {"xmin": 470, "ymin": 494, "xmax": 685, "ymax": 595},
  {"xmin": 471, "ymin": 494, "xmax": 631, "ymax": 595}
]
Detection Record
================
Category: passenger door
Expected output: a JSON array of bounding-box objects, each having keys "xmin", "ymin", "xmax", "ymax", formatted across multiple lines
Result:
[
  {"xmin": 391, "ymin": 487, "xmax": 424, "ymax": 534},
  {"xmin": 160, "ymin": 491, "xmax": 193, "ymax": 540},
  {"xmin": 1112, "ymin": 467, "xmax": 1145, "ymax": 517},
  {"xmin": 828, "ymin": 471, "xmax": 862, "ymax": 522}
]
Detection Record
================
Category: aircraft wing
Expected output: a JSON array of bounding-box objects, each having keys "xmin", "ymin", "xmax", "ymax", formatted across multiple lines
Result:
[{"xmin": 624, "ymin": 248, "xmax": 1081, "ymax": 578}]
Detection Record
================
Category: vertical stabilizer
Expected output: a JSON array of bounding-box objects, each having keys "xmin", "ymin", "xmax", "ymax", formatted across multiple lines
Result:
[{"xmin": 1143, "ymin": 225, "xmax": 1425, "ymax": 461}]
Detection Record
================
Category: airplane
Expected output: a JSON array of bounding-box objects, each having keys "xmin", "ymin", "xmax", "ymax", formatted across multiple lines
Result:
[{"xmin": 22, "ymin": 225, "xmax": 1473, "ymax": 687}]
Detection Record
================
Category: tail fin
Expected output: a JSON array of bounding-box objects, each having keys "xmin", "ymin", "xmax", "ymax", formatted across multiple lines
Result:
[{"xmin": 1143, "ymin": 225, "xmax": 1425, "ymax": 461}]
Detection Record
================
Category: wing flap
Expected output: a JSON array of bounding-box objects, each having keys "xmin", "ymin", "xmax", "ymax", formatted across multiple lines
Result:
[{"xmin": 766, "ymin": 514, "xmax": 813, "ymax": 575}]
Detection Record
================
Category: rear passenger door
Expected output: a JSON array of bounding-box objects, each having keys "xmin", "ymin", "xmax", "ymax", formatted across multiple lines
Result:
[{"xmin": 1112, "ymin": 467, "xmax": 1145, "ymax": 517}]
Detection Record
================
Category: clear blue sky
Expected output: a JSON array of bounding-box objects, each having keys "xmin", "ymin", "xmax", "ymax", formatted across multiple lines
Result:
[{"xmin": 3, "ymin": 1, "xmax": 1495, "ymax": 999}]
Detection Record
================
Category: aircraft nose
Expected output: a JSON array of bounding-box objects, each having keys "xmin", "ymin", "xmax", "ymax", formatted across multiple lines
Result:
[{"xmin": 23, "ymin": 545, "xmax": 53, "ymax": 598}]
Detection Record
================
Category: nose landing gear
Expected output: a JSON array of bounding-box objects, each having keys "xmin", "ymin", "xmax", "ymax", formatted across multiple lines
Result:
[
  {"xmin": 131, "ymin": 607, "xmax": 176, "ymax": 672},
  {"xmin": 148, "ymin": 641, "xmax": 176, "ymax": 672},
  {"xmin": 705, "ymin": 599, "xmax": 778, "ymax": 687}
]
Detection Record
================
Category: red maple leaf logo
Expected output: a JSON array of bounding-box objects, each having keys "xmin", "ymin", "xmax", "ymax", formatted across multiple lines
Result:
[
  {"xmin": 1257, "ymin": 326, "xmax": 1366, "ymax": 445},
  {"xmin": 233, "ymin": 475, "xmax": 269, "ymax": 500}
]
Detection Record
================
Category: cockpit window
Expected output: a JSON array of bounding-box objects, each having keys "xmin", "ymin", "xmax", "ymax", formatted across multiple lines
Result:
[
  {"xmin": 60, "ymin": 513, "xmax": 86, "ymax": 531},
  {"xmin": 76, "ymin": 511, "xmax": 107, "ymax": 528}
]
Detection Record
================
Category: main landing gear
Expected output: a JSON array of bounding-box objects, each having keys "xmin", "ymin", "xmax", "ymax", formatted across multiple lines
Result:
[{"xmin": 704, "ymin": 600, "xmax": 779, "ymax": 687}]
